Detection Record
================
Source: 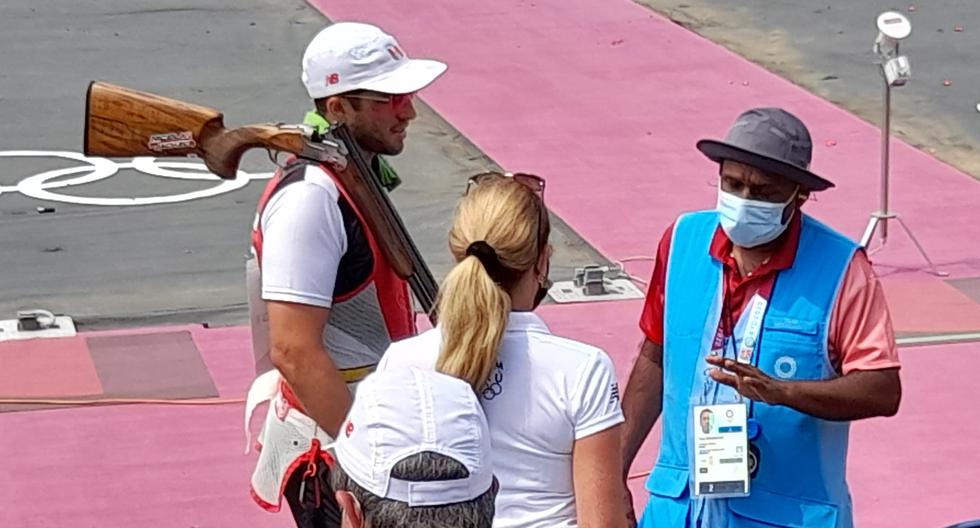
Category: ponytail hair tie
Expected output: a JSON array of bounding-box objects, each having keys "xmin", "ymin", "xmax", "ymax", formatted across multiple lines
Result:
[
  {"xmin": 466, "ymin": 240, "xmax": 500, "ymax": 265},
  {"xmin": 466, "ymin": 241, "xmax": 510, "ymax": 284}
]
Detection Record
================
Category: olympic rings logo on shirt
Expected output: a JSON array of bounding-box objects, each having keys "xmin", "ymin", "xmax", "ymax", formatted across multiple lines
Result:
[
  {"xmin": 0, "ymin": 150, "xmax": 274, "ymax": 207},
  {"xmin": 480, "ymin": 362, "xmax": 505, "ymax": 401}
]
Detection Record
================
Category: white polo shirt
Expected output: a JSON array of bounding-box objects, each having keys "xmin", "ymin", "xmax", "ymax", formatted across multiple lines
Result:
[{"xmin": 377, "ymin": 312, "xmax": 624, "ymax": 528}]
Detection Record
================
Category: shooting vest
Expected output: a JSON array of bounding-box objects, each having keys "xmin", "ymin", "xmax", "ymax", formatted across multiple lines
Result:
[
  {"xmin": 244, "ymin": 157, "xmax": 415, "ymax": 512},
  {"xmin": 641, "ymin": 211, "xmax": 857, "ymax": 528}
]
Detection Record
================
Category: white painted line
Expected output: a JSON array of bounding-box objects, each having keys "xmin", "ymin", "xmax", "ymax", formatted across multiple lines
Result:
[{"xmin": 896, "ymin": 332, "xmax": 980, "ymax": 346}]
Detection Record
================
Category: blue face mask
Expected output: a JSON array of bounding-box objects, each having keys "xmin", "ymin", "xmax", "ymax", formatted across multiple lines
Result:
[{"xmin": 716, "ymin": 189, "xmax": 797, "ymax": 248}]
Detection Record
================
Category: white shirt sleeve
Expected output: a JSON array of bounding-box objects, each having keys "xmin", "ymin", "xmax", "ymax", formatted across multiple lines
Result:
[
  {"xmin": 570, "ymin": 350, "xmax": 625, "ymax": 440},
  {"xmin": 259, "ymin": 167, "xmax": 347, "ymax": 308}
]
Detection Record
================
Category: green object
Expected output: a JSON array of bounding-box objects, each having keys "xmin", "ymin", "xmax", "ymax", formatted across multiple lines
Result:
[
  {"xmin": 303, "ymin": 111, "xmax": 402, "ymax": 192},
  {"xmin": 374, "ymin": 156, "xmax": 402, "ymax": 192},
  {"xmin": 303, "ymin": 111, "xmax": 331, "ymax": 135}
]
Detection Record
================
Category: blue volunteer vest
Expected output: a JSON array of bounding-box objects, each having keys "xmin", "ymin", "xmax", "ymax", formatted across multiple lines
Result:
[{"xmin": 640, "ymin": 211, "xmax": 858, "ymax": 528}]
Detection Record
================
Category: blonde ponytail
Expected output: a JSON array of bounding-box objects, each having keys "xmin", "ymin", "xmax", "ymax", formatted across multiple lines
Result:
[
  {"xmin": 434, "ymin": 174, "xmax": 549, "ymax": 392},
  {"xmin": 435, "ymin": 255, "xmax": 511, "ymax": 390}
]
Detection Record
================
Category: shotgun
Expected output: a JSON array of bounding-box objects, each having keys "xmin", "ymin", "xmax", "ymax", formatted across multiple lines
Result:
[{"xmin": 84, "ymin": 81, "xmax": 438, "ymax": 320}]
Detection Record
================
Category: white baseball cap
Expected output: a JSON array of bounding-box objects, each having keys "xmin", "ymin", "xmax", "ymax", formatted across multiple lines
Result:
[
  {"xmin": 301, "ymin": 22, "xmax": 448, "ymax": 99},
  {"xmin": 334, "ymin": 368, "xmax": 493, "ymax": 507}
]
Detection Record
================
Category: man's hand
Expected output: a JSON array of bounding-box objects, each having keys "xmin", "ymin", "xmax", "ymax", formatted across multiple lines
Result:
[
  {"xmin": 706, "ymin": 355, "xmax": 901, "ymax": 421},
  {"xmin": 706, "ymin": 355, "xmax": 788, "ymax": 405}
]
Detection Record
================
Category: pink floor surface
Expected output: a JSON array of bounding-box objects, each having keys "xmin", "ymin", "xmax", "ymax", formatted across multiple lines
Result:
[
  {"xmin": 309, "ymin": 0, "xmax": 980, "ymax": 279},
  {"xmin": 3, "ymin": 0, "xmax": 980, "ymax": 526},
  {"xmin": 2, "ymin": 317, "xmax": 979, "ymax": 527}
]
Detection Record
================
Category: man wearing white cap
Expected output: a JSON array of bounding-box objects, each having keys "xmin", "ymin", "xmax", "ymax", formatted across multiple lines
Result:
[
  {"xmin": 330, "ymin": 368, "xmax": 498, "ymax": 528},
  {"xmin": 243, "ymin": 21, "xmax": 447, "ymax": 527}
]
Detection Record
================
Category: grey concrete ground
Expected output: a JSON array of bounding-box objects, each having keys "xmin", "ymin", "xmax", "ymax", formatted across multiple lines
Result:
[
  {"xmin": 634, "ymin": 0, "xmax": 980, "ymax": 179},
  {"xmin": 0, "ymin": 0, "xmax": 607, "ymax": 329}
]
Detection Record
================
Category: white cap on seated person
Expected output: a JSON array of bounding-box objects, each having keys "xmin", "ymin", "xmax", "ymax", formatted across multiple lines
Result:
[{"xmin": 330, "ymin": 367, "xmax": 497, "ymax": 528}]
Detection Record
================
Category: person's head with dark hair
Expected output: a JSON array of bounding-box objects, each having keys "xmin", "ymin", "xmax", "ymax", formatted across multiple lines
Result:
[
  {"xmin": 331, "ymin": 368, "xmax": 497, "ymax": 528},
  {"xmin": 331, "ymin": 452, "xmax": 497, "ymax": 528}
]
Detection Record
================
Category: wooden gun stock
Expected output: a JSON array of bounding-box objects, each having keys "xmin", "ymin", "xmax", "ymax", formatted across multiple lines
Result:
[
  {"xmin": 82, "ymin": 81, "xmax": 439, "ymax": 319},
  {"xmin": 84, "ymin": 81, "xmax": 308, "ymax": 179}
]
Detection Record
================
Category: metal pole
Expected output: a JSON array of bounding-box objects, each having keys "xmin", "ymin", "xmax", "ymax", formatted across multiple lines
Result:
[{"xmin": 880, "ymin": 75, "xmax": 891, "ymax": 244}]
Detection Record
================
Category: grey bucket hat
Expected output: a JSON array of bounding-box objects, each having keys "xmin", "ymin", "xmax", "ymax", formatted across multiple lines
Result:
[{"xmin": 696, "ymin": 107, "xmax": 834, "ymax": 191}]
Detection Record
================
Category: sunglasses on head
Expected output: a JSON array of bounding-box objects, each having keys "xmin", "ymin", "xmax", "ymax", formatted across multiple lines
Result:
[
  {"xmin": 465, "ymin": 172, "xmax": 546, "ymax": 199},
  {"xmin": 465, "ymin": 171, "xmax": 549, "ymax": 256}
]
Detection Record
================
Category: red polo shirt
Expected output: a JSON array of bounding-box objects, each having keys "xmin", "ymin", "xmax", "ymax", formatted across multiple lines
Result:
[{"xmin": 638, "ymin": 214, "xmax": 900, "ymax": 374}]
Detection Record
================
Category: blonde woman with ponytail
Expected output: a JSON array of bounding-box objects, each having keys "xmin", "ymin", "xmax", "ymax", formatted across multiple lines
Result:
[{"xmin": 378, "ymin": 173, "xmax": 628, "ymax": 528}]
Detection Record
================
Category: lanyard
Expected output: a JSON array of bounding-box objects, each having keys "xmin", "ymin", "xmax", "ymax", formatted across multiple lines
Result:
[
  {"xmin": 702, "ymin": 273, "xmax": 781, "ymax": 420},
  {"xmin": 701, "ymin": 290, "xmax": 772, "ymax": 406},
  {"xmin": 737, "ymin": 297, "xmax": 767, "ymax": 364}
]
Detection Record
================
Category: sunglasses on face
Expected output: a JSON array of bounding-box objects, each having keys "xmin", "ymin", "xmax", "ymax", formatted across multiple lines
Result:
[
  {"xmin": 344, "ymin": 90, "xmax": 415, "ymax": 109},
  {"xmin": 465, "ymin": 172, "xmax": 546, "ymax": 199}
]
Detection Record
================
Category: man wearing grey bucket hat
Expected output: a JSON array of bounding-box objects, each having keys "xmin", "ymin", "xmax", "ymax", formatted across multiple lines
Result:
[{"xmin": 621, "ymin": 108, "xmax": 902, "ymax": 527}]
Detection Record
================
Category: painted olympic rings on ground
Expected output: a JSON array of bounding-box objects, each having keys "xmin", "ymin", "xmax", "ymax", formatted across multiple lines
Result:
[{"xmin": 0, "ymin": 150, "xmax": 273, "ymax": 206}]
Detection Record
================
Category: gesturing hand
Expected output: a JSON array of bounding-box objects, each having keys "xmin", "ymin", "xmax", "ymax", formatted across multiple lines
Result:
[{"xmin": 706, "ymin": 356, "xmax": 789, "ymax": 405}]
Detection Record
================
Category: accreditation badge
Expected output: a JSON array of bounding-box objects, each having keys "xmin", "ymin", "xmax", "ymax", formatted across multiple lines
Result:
[{"xmin": 691, "ymin": 403, "xmax": 750, "ymax": 498}]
